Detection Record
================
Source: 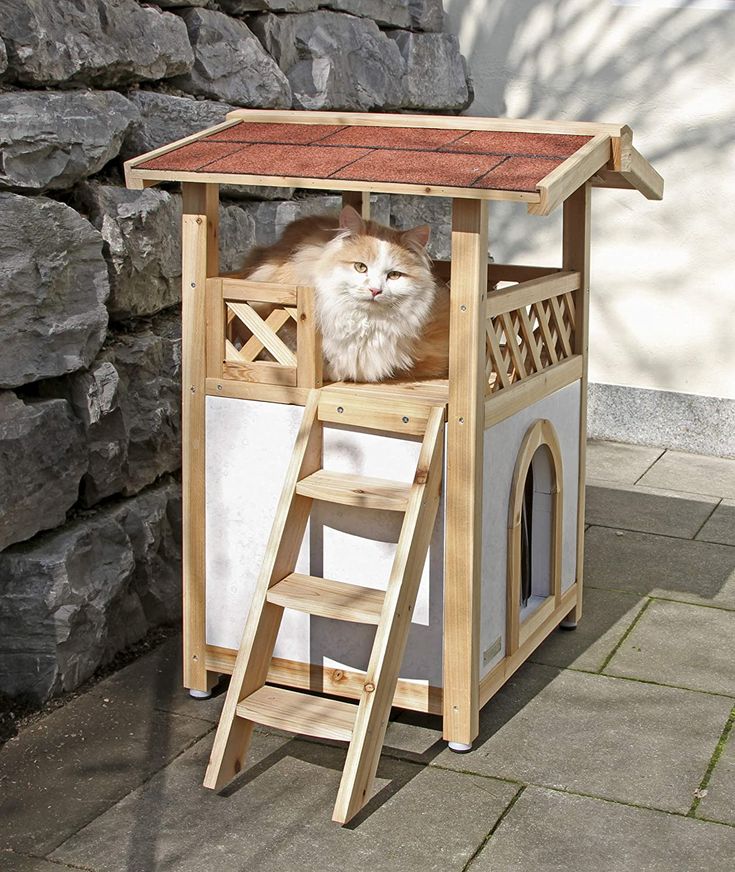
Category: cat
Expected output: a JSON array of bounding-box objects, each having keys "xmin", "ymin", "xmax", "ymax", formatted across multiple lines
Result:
[{"xmin": 237, "ymin": 205, "xmax": 449, "ymax": 383}]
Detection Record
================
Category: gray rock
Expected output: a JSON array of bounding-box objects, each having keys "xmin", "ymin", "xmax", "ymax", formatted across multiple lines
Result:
[
  {"xmin": 0, "ymin": 37, "xmax": 7, "ymax": 77},
  {"xmin": 0, "ymin": 192, "xmax": 109, "ymax": 389},
  {"xmin": 156, "ymin": 0, "xmax": 209, "ymax": 6},
  {"xmin": 388, "ymin": 30, "xmax": 470, "ymax": 111},
  {"xmin": 319, "ymin": 1, "xmax": 411, "ymax": 29},
  {"xmin": 171, "ymin": 9, "xmax": 291, "ymax": 108},
  {"xmin": 390, "ymin": 194, "xmax": 452, "ymax": 260},
  {"xmin": 0, "ymin": 89, "xmax": 139, "ymax": 192},
  {"xmin": 0, "ymin": 0, "xmax": 193, "ymax": 87},
  {"xmin": 217, "ymin": 1, "xmax": 318, "ymax": 11},
  {"xmin": 105, "ymin": 313, "xmax": 183, "ymax": 497},
  {"xmin": 76, "ymin": 181, "xmax": 183, "ymax": 321},
  {"xmin": 42, "ymin": 361, "xmax": 129, "ymax": 507},
  {"xmin": 121, "ymin": 90, "xmax": 233, "ymax": 161},
  {"xmin": 0, "ymin": 479, "xmax": 181, "ymax": 702},
  {"xmin": 251, "ymin": 11, "xmax": 405, "ymax": 110},
  {"xmin": 407, "ymin": 0, "xmax": 444, "ymax": 31},
  {"xmin": 0, "ymin": 393, "xmax": 87, "ymax": 551}
]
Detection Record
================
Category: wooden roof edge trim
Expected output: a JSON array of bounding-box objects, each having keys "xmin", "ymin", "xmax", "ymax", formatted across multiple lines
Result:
[
  {"xmin": 124, "ymin": 167, "xmax": 543, "ymax": 203},
  {"xmin": 224, "ymin": 107, "xmax": 628, "ymax": 137},
  {"xmin": 123, "ymin": 117, "xmax": 242, "ymax": 187},
  {"xmin": 528, "ymin": 134, "xmax": 612, "ymax": 216}
]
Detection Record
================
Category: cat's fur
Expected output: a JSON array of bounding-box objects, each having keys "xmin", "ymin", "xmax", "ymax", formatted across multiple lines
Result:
[{"xmin": 238, "ymin": 205, "xmax": 449, "ymax": 382}]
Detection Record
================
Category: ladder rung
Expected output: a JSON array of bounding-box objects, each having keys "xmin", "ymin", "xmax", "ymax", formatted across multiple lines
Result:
[
  {"xmin": 236, "ymin": 685, "xmax": 357, "ymax": 741},
  {"xmin": 295, "ymin": 470, "xmax": 410, "ymax": 511},
  {"xmin": 267, "ymin": 573, "xmax": 385, "ymax": 624}
]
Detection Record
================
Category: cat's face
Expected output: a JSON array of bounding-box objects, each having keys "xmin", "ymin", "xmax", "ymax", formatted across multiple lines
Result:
[{"xmin": 318, "ymin": 206, "xmax": 434, "ymax": 310}]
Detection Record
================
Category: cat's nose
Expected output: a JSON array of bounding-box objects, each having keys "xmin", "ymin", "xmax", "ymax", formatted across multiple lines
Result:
[{"xmin": 369, "ymin": 287, "xmax": 382, "ymax": 298}]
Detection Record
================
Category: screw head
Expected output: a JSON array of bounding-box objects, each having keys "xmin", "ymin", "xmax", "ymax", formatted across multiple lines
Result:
[
  {"xmin": 337, "ymin": 406, "xmax": 344, "ymax": 413},
  {"xmin": 217, "ymin": 384, "xmax": 222, "ymax": 391},
  {"xmin": 402, "ymin": 416, "xmax": 409, "ymax": 423},
  {"xmin": 190, "ymin": 282, "xmax": 196, "ymax": 288},
  {"xmin": 458, "ymin": 416, "xmax": 464, "ymax": 424},
  {"xmin": 460, "ymin": 304, "xmax": 467, "ymax": 311}
]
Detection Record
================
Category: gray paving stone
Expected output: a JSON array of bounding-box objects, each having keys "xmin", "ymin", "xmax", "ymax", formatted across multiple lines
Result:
[
  {"xmin": 697, "ymin": 499, "xmax": 735, "ymax": 546},
  {"xmin": 585, "ymin": 482, "xmax": 717, "ymax": 539},
  {"xmin": 699, "ymin": 721, "xmax": 735, "ymax": 825},
  {"xmin": 0, "ymin": 853, "xmax": 79, "ymax": 872},
  {"xmin": 586, "ymin": 440, "xmax": 662, "ymax": 485},
  {"xmin": 0, "ymin": 687, "xmax": 212, "ymax": 855},
  {"xmin": 585, "ymin": 526, "xmax": 735, "ymax": 609},
  {"xmin": 639, "ymin": 450, "xmax": 735, "ymax": 499},
  {"xmin": 531, "ymin": 587, "xmax": 645, "ymax": 672},
  {"xmin": 88, "ymin": 635, "xmax": 225, "ymax": 724},
  {"xmin": 604, "ymin": 600, "xmax": 735, "ymax": 696},
  {"xmin": 432, "ymin": 663, "xmax": 732, "ymax": 814},
  {"xmin": 473, "ymin": 786, "xmax": 735, "ymax": 871},
  {"xmin": 52, "ymin": 734, "xmax": 518, "ymax": 872}
]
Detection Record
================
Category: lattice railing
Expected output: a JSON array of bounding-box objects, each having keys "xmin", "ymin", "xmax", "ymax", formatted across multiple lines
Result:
[
  {"xmin": 484, "ymin": 271, "xmax": 580, "ymax": 395},
  {"xmin": 206, "ymin": 277, "xmax": 322, "ymax": 388}
]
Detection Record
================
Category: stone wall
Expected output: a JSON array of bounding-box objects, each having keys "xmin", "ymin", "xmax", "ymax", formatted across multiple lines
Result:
[{"xmin": 0, "ymin": 0, "xmax": 470, "ymax": 702}]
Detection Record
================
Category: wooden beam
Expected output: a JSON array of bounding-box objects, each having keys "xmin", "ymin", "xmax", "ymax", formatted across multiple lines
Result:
[
  {"xmin": 443, "ymin": 198, "xmax": 488, "ymax": 746},
  {"xmin": 529, "ymin": 135, "xmax": 610, "ymax": 216},
  {"xmin": 485, "ymin": 271, "xmax": 581, "ymax": 318},
  {"xmin": 341, "ymin": 190, "xmax": 371, "ymax": 219},
  {"xmin": 563, "ymin": 184, "xmax": 591, "ymax": 624},
  {"xmin": 181, "ymin": 182, "xmax": 219, "ymax": 692}
]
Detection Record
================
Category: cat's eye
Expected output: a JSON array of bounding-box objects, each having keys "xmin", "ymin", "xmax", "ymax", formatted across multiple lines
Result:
[
  {"xmin": 387, "ymin": 270, "xmax": 403, "ymax": 280},
  {"xmin": 354, "ymin": 262, "xmax": 367, "ymax": 273}
]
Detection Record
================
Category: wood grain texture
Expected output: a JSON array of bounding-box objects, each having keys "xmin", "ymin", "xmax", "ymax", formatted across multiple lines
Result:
[
  {"xmin": 443, "ymin": 198, "xmax": 488, "ymax": 746},
  {"xmin": 181, "ymin": 183, "xmax": 219, "ymax": 692}
]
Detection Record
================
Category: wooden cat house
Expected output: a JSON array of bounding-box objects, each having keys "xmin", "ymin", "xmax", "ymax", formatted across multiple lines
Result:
[{"xmin": 125, "ymin": 109, "xmax": 662, "ymax": 824}]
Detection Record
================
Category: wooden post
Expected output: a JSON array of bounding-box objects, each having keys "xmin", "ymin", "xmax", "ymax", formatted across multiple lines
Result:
[
  {"xmin": 341, "ymin": 191, "xmax": 371, "ymax": 219},
  {"xmin": 443, "ymin": 198, "xmax": 488, "ymax": 745},
  {"xmin": 181, "ymin": 182, "xmax": 219, "ymax": 691},
  {"xmin": 563, "ymin": 183, "xmax": 591, "ymax": 623}
]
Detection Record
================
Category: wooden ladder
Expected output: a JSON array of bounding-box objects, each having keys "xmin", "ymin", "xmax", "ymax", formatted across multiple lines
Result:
[{"xmin": 203, "ymin": 386, "xmax": 446, "ymax": 824}]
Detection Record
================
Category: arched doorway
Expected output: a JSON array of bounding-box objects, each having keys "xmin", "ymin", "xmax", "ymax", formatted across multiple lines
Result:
[{"xmin": 507, "ymin": 419, "xmax": 563, "ymax": 655}]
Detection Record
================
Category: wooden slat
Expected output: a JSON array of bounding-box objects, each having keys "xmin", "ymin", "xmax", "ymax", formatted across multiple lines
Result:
[
  {"xmin": 529, "ymin": 134, "xmax": 611, "ymax": 216},
  {"xmin": 517, "ymin": 306, "xmax": 543, "ymax": 373},
  {"xmin": 181, "ymin": 183, "xmax": 219, "ymax": 693},
  {"xmin": 296, "ymin": 285, "xmax": 322, "ymax": 388},
  {"xmin": 485, "ymin": 271, "xmax": 581, "ymax": 318},
  {"xmin": 485, "ymin": 320, "xmax": 512, "ymax": 390},
  {"xmin": 333, "ymin": 405, "xmax": 445, "ymax": 823},
  {"xmin": 484, "ymin": 355, "xmax": 584, "ymax": 428},
  {"xmin": 266, "ymin": 573, "xmax": 385, "ymax": 625},
  {"xmin": 443, "ymin": 198, "xmax": 487, "ymax": 748},
  {"xmin": 318, "ymin": 387, "xmax": 440, "ymax": 436},
  {"xmin": 203, "ymin": 391, "xmax": 322, "ymax": 790},
  {"xmin": 222, "ymin": 361, "xmax": 297, "ymax": 386},
  {"xmin": 563, "ymin": 183, "xmax": 591, "ymax": 625},
  {"xmin": 618, "ymin": 142, "xmax": 664, "ymax": 200},
  {"xmin": 295, "ymin": 470, "xmax": 410, "ymax": 512},
  {"xmin": 236, "ymin": 685, "xmax": 356, "ymax": 742},
  {"xmin": 219, "ymin": 277, "xmax": 298, "ymax": 305},
  {"xmin": 205, "ymin": 647, "xmax": 444, "ymax": 715},
  {"xmin": 239, "ymin": 308, "xmax": 291, "ymax": 363},
  {"xmin": 434, "ymin": 261, "xmax": 562, "ymax": 284},
  {"xmin": 205, "ymin": 377, "xmax": 310, "ymax": 406},
  {"xmin": 227, "ymin": 301, "xmax": 296, "ymax": 367},
  {"xmin": 499, "ymin": 311, "xmax": 527, "ymax": 380},
  {"xmin": 224, "ymin": 108, "xmax": 627, "ymax": 137},
  {"xmin": 341, "ymin": 190, "xmax": 371, "ymax": 219},
  {"xmin": 548, "ymin": 294, "xmax": 573, "ymax": 357},
  {"xmin": 532, "ymin": 299, "xmax": 559, "ymax": 365}
]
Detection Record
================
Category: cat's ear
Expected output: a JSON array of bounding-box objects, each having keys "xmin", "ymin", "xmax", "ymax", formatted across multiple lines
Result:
[
  {"xmin": 402, "ymin": 224, "xmax": 431, "ymax": 249},
  {"xmin": 339, "ymin": 205, "xmax": 365, "ymax": 235}
]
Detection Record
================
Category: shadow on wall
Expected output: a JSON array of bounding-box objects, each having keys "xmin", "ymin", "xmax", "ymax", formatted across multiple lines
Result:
[{"xmin": 443, "ymin": 0, "xmax": 735, "ymax": 394}]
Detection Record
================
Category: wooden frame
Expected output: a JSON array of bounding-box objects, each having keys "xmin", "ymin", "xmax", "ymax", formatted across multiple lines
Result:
[
  {"xmin": 126, "ymin": 109, "xmax": 662, "ymax": 815},
  {"xmin": 506, "ymin": 419, "xmax": 563, "ymax": 654}
]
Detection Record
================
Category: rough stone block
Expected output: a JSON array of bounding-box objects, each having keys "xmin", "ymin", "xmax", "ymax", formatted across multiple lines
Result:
[
  {"xmin": 121, "ymin": 90, "xmax": 234, "ymax": 162},
  {"xmin": 171, "ymin": 8, "xmax": 291, "ymax": 108},
  {"xmin": 0, "ymin": 479, "xmax": 182, "ymax": 703},
  {"xmin": 407, "ymin": 0, "xmax": 445, "ymax": 32},
  {"xmin": 0, "ymin": 0, "xmax": 193, "ymax": 87},
  {"xmin": 388, "ymin": 30, "xmax": 470, "ymax": 111},
  {"xmin": 76, "ymin": 182, "xmax": 183, "ymax": 320},
  {"xmin": 0, "ymin": 37, "xmax": 7, "ymax": 77},
  {"xmin": 0, "ymin": 89, "xmax": 139, "ymax": 192},
  {"xmin": 390, "ymin": 194, "xmax": 452, "ymax": 259},
  {"xmin": 321, "ymin": 1, "xmax": 411, "ymax": 29},
  {"xmin": 218, "ymin": 0, "xmax": 319, "ymax": 11},
  {"xmin": 104, "ymin": 313, "xmax": 183, "ymax": 497},
  {"xmin": 251, "ymin": 11, "xmax": 404, "ymax": 110},
  {"xmin": 0, "ymin": 393, "xmax": 87, "ymax": 551},
  {"xmin": 0, "ymin": 192, "xmax": 108, "ymax": 389}
]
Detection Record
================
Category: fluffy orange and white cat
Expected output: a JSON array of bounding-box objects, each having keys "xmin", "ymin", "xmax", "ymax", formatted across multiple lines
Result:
[{"xmin": 238, "ymin": 205, "xmax": 449, "ymax": 382}]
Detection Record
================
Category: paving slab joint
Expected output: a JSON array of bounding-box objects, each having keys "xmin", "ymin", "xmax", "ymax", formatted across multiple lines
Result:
[
  {"xmin": 598, "ymin": 597, "xmax": 652, "ymax": 673},
  {"xmin": 688, "ymin": 704, "xmax": 735, "ymax": 817},
  {"xmin": 460, "ymin": 785, "xmax": 526, "ymax": 872}
]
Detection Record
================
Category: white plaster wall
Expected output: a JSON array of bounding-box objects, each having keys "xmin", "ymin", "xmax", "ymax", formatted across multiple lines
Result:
[{"xmin": 445, "ymin": 0, "xmax": 735, "ymax": 400}]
